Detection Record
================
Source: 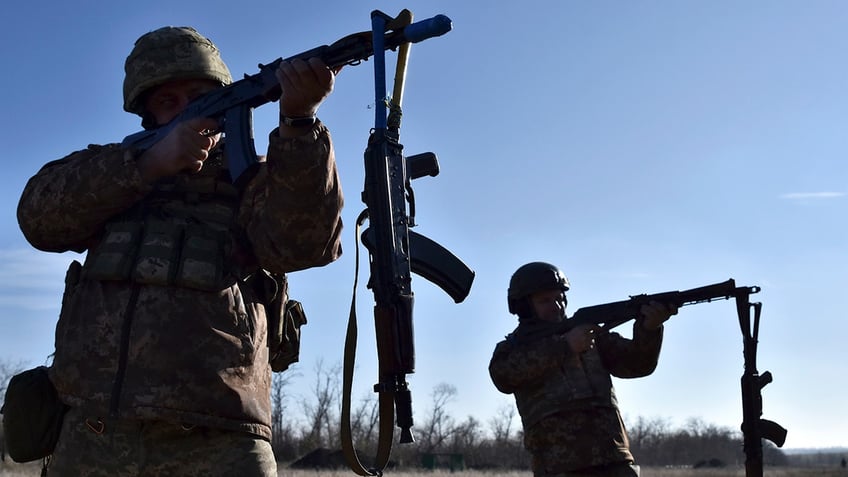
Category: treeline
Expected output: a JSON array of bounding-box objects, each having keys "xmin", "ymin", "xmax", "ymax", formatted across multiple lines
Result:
[
  {"xmin": 0, "ymin": 358, "xmax": 796, "ymax": 470},
  {"xmin": 268, "ymin": 361, "xmax": 789, "ymax": 470},
  {"xmin": 627, "ymin": 416, "xmax": 787, "ymax": 468}
]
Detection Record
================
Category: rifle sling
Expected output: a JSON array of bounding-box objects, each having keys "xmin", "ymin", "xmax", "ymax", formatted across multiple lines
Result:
[{"xmin": 341, "ymin": 218, "xmax": 395, "ymax": 476}]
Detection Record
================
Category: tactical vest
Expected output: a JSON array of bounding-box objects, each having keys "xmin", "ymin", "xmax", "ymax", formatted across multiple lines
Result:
[
  {"xmin": 508, "ymin": 328, "xmax": 619, "ymax": 430},
  {"xmin": 82, "ymin": 147, "xmax": 251, "ymax": 289}
]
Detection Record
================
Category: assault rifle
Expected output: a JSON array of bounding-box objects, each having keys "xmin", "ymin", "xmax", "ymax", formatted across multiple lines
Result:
[
  {"xmin": 565, "ymin": 278, "xmax": 752, "ymax": 332},
  {"xmin": 121, "ymin": 13, "xmax": 453, "ymax": 189},
  {"xmin": 339, "ymin": 10, "xmax": 474, "ymax": 476},
  {"xmin": 737, "ymin": 289, "xmax": 787, "ymax": 477}
]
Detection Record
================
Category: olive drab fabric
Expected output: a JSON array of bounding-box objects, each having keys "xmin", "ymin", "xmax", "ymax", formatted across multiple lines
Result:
[
  {"xmin": 1, "ymin": 366, "xmax": 69, "ymax": 462},
  {"xmin": 259, "ymin": 268, "xmax": 308, "ymax": 373},
  {"xmin": 49, "ymin": 407, "xmax": 277, "ymax": 477},
  {"xmin": 489, "ymin": 320, "xmax": 663, "ymax": 474},
  {"xmin": 16, "ymin": 124, "xmax": 343, "ymax": 441},
  {"xmin": 82, "ymin": 147, "xmax": 242, "ymax": 290},
  {"xmin": 123, "ymin": 26, "xmax": 233, "ymax": 116}
]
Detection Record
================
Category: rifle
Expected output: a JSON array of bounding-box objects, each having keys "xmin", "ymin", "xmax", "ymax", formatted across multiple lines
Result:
[
  {"xmin": 121, "ymin": 12, "xmax": 453, "ymax": 189},
  {"xmin": 339, "ymin": 10, "xmax": 474, "ymax": 476},
  {"xmin": 545, "ymin": 278, "xmax": 755, "ymax": 335},
  {"xmin": 737, "ymin": 288, "xmax": 787, "ymax": 477},
  {"xmin": 517, "ymin": 278, "xmax": 786, "ymax": 477}
]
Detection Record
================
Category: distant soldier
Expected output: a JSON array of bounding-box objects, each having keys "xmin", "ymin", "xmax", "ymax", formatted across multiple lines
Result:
[
  {"xmin": 16, "ymin": 25, "xmax": 343, "ymax": 476},
  {"xmin": 489, "ymin": 262, "xmax": 677, "ymax": 477}
]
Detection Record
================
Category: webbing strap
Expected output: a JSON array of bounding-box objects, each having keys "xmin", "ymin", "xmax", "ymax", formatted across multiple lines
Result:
[{"xmin": 340, "ymin": 214, "xmax": 395, "ymax": 476}]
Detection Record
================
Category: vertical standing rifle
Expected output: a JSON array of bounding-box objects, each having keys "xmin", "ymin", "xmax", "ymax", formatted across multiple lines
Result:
[
  {"xmin": 736, "ymin": 287, "xmax": 787, "ymax": 477},
  {"xmin": 340, "ymin": 10, "xmax": 475, "ymax": 476}
]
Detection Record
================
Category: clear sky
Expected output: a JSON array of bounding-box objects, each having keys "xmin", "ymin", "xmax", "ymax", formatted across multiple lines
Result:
[{"xmin": 1, "ymin": 0, "xmax": 845, "ymax": 451}]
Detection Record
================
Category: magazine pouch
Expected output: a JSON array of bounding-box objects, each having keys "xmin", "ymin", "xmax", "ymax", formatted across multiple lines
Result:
[{"xmin": 261, "ymin": 271, "xmax": 307, "ymax": 372}]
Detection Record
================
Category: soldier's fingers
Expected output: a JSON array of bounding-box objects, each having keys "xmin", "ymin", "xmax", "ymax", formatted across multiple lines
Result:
[{"xmin": 307, "ymin": 57, "xmax": 334, "ymax": 85}]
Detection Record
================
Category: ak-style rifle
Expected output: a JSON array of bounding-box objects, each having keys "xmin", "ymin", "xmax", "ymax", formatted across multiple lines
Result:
[
  {"xmin": 736, "ymin": 287, "xmax": 787, "ymax": 476},
  {"xmin": 122, "ymin": 12, "xmax": 453, "ymax": 189},
  {"xmin": 340, "ymin": 10, "xmax": 474, "ymax": 476}
]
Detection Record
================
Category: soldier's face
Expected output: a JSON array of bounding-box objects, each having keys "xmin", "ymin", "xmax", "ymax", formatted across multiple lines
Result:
[
  {"xmin": 144, "ymin": 78, "xmax": 221, "ymax": 126},
  {"xmin": 530, "ymin": 289, "xmax": 566, "ymax": 322}
]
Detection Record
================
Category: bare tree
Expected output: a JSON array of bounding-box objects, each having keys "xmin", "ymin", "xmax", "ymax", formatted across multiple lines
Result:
[
  {"xmin": 489, "ymin": 403, "xmax": 516, "ymax": 443},
  {"xmin": 270, "ymin": 369, "xmax": 300, "ymax": 460},
  {"xmin": 0, "ymin": 357, "xmax": 28, "ymax": 398},
  {"xmin": 451, "ymin": 415, "xmax": 482, "ymax": 451},
  {"xmin": 349, "ymin": 392, "xmax": 379, "ymax": 453},
  {"xmin": 299, "ymin": 359, "xmax": 341, "ymax": 450},
  {"xmin": 417, "ymin": 382, "xmax": 457, "ymax": 453},
  {"xmin": 271, "ymin": 370, "xmax": 292, "ymax": 436},
  {"xmin": 627, "ymin": 415, "xmax": 671, "ymax": 461}
]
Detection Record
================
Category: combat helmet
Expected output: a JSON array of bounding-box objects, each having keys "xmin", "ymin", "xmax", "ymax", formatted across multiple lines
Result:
[
  {"xmin": 123, "ymin": 26, "xmax": 232, "ymax": 118},
  {"xmin": 507, "ymin": 262, "xmax": 570, "ymax": 318}
]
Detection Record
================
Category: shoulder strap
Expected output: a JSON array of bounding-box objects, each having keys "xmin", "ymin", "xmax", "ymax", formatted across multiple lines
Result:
[{"xmin": 340, "ymin": 217, "xmax": 395, "ymax": 476}]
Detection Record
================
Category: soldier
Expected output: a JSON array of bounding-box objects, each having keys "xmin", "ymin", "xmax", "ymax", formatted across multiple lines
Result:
[
  {"xmin": 489, "ymin": 262, "xmax": 678, "ymax": 477},
  {"xmin": 16, "ymin": 26, "xmax": 343, "ymax": 476}
]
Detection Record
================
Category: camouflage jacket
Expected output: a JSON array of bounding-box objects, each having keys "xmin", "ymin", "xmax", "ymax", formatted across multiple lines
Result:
[
  {"xmin": 17, "ymin": 123, "xmax": 343, "ymax": 440},
  {"xmin": 489, "ymin": 319, "xmax": 663, "ymax": 471}
]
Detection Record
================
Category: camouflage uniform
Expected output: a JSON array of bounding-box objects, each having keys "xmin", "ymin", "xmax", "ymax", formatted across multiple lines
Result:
[
  {"xmin": 50, "ymin": 407, "xmax": 277, "ymax": 477},
  {"xmin": 489, "ymin": 319, "xmax": 663, "ymax": 476},
  {"xmin": 17, "ymin": 121, "xmax": 343, "ymax": 474}
]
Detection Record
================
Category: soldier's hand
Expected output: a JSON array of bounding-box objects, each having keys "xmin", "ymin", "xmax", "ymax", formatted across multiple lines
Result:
[
  {"xmin": 564, "ymin": 324, "xmax": 600, "ymax": 354},
  {"xmin": 138, "ymin": 117, "xmax": 221, "ymax": 180},
  {"xmin": 641, "ymin": 300, "xmax": 679, "ymax": 330},
  {"xmin": 276, "ymin": 57, "xmax": 337, "ymax": 122}
]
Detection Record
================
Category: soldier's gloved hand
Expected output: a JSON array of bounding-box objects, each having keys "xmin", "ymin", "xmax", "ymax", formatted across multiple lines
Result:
[
  {"xmin": 138, "ymin": 117, "xmax": 221, "ymax": 180},
  {"xmin": 641, "ymin": 300, "xmax": 678, "ymax": 331}
]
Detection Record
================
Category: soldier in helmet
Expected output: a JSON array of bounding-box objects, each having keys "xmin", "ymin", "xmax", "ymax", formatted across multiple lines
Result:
[
  {"xmin": 489, "ymin": 262, "xmax": 678, "ymax": 477},
  {"xmin": 17, "ymin": 26, "xmax": 343, "ymax": 476}
]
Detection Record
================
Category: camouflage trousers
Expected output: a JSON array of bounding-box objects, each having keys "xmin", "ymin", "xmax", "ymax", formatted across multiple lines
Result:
[
  {"xmin": 535, "ymin": 462, "xmax": 639, "ymax": 477},
  {"xmin": 48, "ymin": 407, "xmax": 277, "ymax": 477}
]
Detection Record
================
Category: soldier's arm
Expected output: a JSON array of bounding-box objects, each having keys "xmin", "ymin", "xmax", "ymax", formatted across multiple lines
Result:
[
  {"xmin": 238, "ymin": 123, "xmax": 343, "ymax": 273},
  {"xmin": 598, "ymin": 323, "xmax": 663, "ymax": 378},
  {"xmin": 17, "ymin": 144, "xmax": 153, "ymax": 253},
  {"xmin": 489, "ymin": 336, "xmax": 572, "ymax": 394}
]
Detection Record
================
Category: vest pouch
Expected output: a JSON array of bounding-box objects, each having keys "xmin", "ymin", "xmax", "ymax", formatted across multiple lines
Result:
[
  {"xmin": 270, "ymin": 299, "xmax": 307, "ymax": 372},
  {"xmin": 83, "ymin": 221, "xmax": 142, "ymax": 281},
  {"xmin": 175, "ymin": 224, "xmax": 226, "ymax": 291},
  {"xmin": 132, "ymin": 219, "xmax": 184, "ymax": 286},
  {"xmin": 259, "ymin": 271, "xmax": 306, "ymax": 372},
  {"xmin": 1, "ymin": 366, "xmax": 69, "ymax": 463}
]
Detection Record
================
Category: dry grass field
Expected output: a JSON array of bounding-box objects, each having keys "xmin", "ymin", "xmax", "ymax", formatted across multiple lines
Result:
[{"xmin": 2, "ymin": 463, "xmax": 848, "ymax": 476}]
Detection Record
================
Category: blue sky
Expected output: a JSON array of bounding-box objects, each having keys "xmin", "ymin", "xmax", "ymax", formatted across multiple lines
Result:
[{"xmin": 1, "ymin": 1, "xmax": 846, "ymax": 451}]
